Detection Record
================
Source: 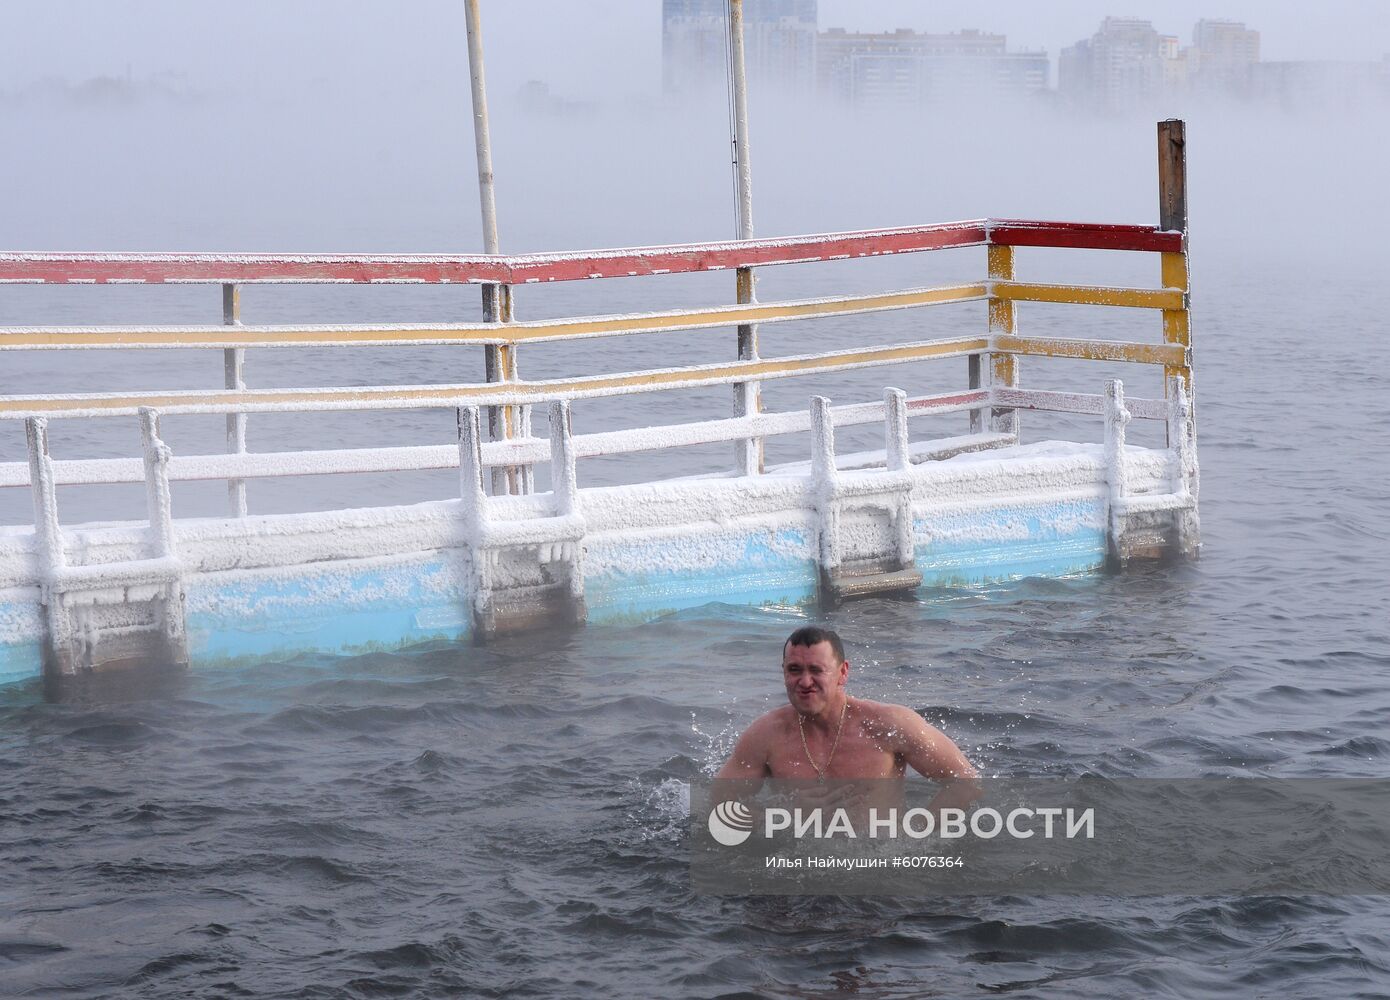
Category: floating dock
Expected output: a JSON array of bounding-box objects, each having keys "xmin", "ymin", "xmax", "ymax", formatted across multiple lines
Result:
[{"xmin": 0, "ymin": 121, "xmax": 1199, "ymax": 695}]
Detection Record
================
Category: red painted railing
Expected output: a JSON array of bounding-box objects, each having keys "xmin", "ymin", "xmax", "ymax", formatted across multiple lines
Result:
[{"xmin": 0, "ymin": 220, "xmax": 1181, "ymax": 286}]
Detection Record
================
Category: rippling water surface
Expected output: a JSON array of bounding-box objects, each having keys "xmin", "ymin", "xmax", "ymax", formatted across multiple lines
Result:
[{"xmin": 3, "ymin": 101, "xmax": 1390, "ymax": 996}]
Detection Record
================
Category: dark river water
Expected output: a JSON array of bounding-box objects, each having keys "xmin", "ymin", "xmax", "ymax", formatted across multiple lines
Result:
[{"xmin": 2, "ymin": 99, "xmax": 1389, "ymax": 996}]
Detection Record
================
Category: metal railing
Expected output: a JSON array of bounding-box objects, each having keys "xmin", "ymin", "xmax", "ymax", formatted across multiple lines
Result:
[
  {"xmin": 0, "ymin": 211, "xmax": 1192, "ymax": 512},
  {"xmin": 2, "ymin": 117, "xmax": 1194, "ymax": 532}
]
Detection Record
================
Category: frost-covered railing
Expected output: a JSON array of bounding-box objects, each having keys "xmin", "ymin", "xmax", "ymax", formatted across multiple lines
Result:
[{"xmin": 0, "ymin": 210, "xmax": 1193, "ymax": 516}]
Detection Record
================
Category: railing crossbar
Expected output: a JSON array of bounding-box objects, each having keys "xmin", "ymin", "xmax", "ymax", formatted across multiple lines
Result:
[
  {"xmin": 0, "ymin": 386, "xmax": 1179, "ymax": 493},
  {"xmin": 0, "ymin": 337, "xmax": 990, "ymax": 419},
  {"xmin": 0, "ymin": 219, "xmax": 1183, "ymax": 287},
  {"xmin": 0, "ymin": 283, "xmax": 989, "ymax": 351},
  {"xmin": 0, "ymin": 389, "xmax": 992, "ymax": 490}
]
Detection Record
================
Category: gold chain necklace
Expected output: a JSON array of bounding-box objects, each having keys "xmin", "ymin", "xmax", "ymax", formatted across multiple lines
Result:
[{"xmin": 798, "ymin": 699, "xmax": 850, "ymax": 780}]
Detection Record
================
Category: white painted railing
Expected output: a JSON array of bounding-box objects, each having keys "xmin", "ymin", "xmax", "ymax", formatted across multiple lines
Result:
[{"xmin": 0, "ymin": 385, "xmax": 1171, "ymax": 494}]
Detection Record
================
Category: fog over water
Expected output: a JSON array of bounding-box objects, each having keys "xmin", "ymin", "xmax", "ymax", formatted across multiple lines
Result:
[{"xmin": 2, "ymin": 3, "xmax": 1390, "ymax": 997}]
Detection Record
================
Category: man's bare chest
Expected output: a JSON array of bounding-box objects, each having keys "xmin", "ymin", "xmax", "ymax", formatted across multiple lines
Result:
[{"xmin": 767, "ymin": 729, "xmax": 902, "ymax": 779}]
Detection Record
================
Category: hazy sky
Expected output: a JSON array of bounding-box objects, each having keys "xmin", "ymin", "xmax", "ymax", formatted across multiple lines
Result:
[{"xmin": 3, "ymin": 1, "xmax": 1387, "ymax": 101}]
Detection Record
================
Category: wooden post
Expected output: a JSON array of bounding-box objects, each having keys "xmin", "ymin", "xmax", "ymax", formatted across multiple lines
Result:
[
  {"xmin": 988, "ymin": 244, "xmax": 1020, "ymax": 437},
  {"xmin": 1158, "ymin": 119, "xmax": 1194, "ymax": 443},
  {"xmin": 1158, "ymin": 119, "xmax": 1188, "ymax": 234},
  {"xmin": 729, "ymin": 0, "xmax": 763, "ymax": 476},
  {"xmin": 222, "ymin": 283, "xmax": 247, "ymax": 517}
]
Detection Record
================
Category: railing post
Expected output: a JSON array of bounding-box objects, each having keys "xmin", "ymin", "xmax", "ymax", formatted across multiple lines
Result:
[
  {"xmin": 547, "ymin": 399, "xmax": 586, "ymax": 615},
  {"xmin": 138, "ymin": 406, "xmax": 186, "ymax": 657},
  {"xmin": 987, "ymin": 243, "xmax": 1020, "ymax": 438},
  {"xmin": 457, "ymin": 403, "xmax": 493, "ymax": 633},
  {"xmin": 884, "ymin": 387, "xmax": 910, "ymax": 472},
  {"xmin": 25, "ymin": 417, "xmax": 65, "ymax": 576},
  {"xmin": 884, "ymin": 388, "xmax": 915, "ymax": 571},
  {"xmin": 967, "ymin": 352, "xmax": 984, "ymax": 434},
  {"xmin": 1158, "ymin": 119, "xmax": 1194, "ymax": 444},
  {"xmin": 25, "ymin": 417, "xmax": 74, "ymax": 672},
  {"xmin": 1103, "ymin": 379, "xmax": 1130, "ymax": 568},
  {"xmin": 457, "ymin": 404, "xmax": 487, "ymax": 533},
  {"xmin": 547, "ymin": 399, "xmax": 578, "ymax": 518},
  {"xmin": 139, "ymin": 408, "xmax": 176, "ymax": 560},
  {"xmin": 1166, "ymin": 374, "xmax": 1201, "ymax": 558},
  {"xmin": 729, "ymin": 0, "xmax": 763, "ymax": 477},
  {"xmin": 222, "ymin": 283, "xmax": 247, "ymax": 517},
  {"xmin": 810, "ymin": 396, "xmax": 839, "ymax": 588}
]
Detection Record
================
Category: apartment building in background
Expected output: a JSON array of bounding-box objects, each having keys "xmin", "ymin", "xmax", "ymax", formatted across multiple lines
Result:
[
  {"xmin": 664, "ymin": 8, "xmax": 1385, "ymax": 113},
  {"xmin": 1191, "ymin": 19, "xmax": 1261, "ymax": 96},
  {"xmin": 816, "ymin": 27, "xmax": 1048, "ymax": 108},
  {"xmin": 663, "ymin": 2, "xmax": 1047, "ymax": 107},
  {"xmin": 662, "ymin": 0, "xmax": 818, "ymax": 96},
  {"xmin": 1059, "ymin": 17, "xmax": 1167, "ymax": 110}
]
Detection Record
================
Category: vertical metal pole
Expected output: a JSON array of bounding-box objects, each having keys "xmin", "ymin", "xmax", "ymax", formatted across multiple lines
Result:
[
  {"xmin": 465, "ymin": 0, "xmax": 526, "ymax": 495},
  {"xmin": 222, "ymin": 284, "xmax": 247, "ymax": 517},
  {"xmin": 987, "ymin": 244, "xmax": 1020, "ymax": 438},
  {"xmin": 729, "ymin": 0, "xmax": 763, "ymax": 475},
  {"xmin": 1158, "ymin": 119, "xmax": 1193, "ymax": 444},
  {"xmin": 466, "ymin": 0, "xmax": 500, "ymax": 261}
]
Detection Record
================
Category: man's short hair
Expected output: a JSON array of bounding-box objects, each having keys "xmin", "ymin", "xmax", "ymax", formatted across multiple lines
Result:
[{"xmin": 783, "ymin": 625, "xmax": 846, "ymax": 664}]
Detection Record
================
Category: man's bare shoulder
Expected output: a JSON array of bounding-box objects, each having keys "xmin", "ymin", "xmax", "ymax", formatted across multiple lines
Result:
[
  {"xmin": 851, "ymin": 698, "xmax": 931, "ymax": 742},
  {"xmin": 717, "ymin": 706, "xmax": 796, "ymax": 778},
  {"xmin": 744, "ymin": 705, "xmax": 796, "ymax": 738}
]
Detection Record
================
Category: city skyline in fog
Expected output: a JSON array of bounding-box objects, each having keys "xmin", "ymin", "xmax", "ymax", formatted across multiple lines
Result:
[{"xmin": 3, "ymin": 2, "xmax": 1388, "ymax": 102}]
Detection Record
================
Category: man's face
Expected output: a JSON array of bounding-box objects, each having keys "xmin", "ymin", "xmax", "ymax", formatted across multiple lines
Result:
[{"xmin": 782, "ymin": 640, "xmax": 848, "ymax": 717}]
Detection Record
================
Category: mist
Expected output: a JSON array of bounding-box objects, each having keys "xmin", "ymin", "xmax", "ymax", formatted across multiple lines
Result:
[
  {"xmin": 2, "ymin": 1, "xmax": 1387, "ymax": 520},
  {"xmin": 3, "ymin": 4, "xmax": 1387, "ymax": 264}
]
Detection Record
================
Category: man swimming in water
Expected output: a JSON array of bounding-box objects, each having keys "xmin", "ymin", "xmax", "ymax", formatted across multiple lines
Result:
[{"xmin": 718, "ymin": 626, "xmax": 980, "ymax": 809}]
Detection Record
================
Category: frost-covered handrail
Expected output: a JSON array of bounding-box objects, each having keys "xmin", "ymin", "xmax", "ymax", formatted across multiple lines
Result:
[
  {"xmin": 0, "ymin": 280, "xmax": 1187, "ymax": 352},
  {"xmin": 1, "ymin": 195, "xmax": 1195, "ymax": 516},
  {"xmin": 0, "ymin": 386, "xmax": 1173, "ymax": 491},
  {"xmin": 0, "ymin": 284, "xmax": 989, "ymax": 350},
  {"xmin": 0, "ymin": 220, "xmax": 1179, "ymax": 285},
  {"xmin": 0, "ymin": 337, "xmax": 990, "ymax": 418}
]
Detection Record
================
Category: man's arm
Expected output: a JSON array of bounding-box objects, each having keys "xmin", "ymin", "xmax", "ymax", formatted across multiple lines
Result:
[
  {"xmin": 892, "ymin": 707, "xmax": 983, "ymax": 810},
  {"xmin": 716, "ymin": 716, "xmax": 773, "ymax": 780}
]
